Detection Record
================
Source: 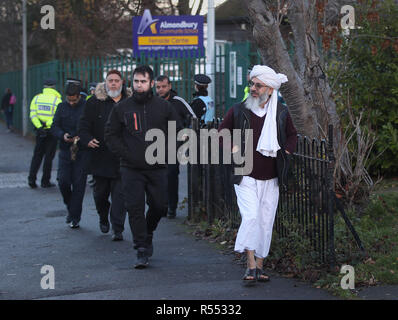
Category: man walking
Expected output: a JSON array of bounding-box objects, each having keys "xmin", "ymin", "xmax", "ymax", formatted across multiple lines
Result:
[
  {"xmin": 105, "ymin": 65, "xmax": 180, "ymax": 268},
  {"xmin": 219, "ymin": 65, "xmax": 297, "ymax": 285},
  {"xmin": 28, "ymin": 79, "xmax": 62, "ymax": 188},
  {"xmin": 155, "ymin": 75, "xmax": 196, "ymax": 218},
  {"xmin": 78, "ymin": 70, "xmax": 129, "ymax": 240},
  {"xmin": 1, "ymin": 88, "xmax": 15, "ymax": 132},
  {"xmin": 52, "ymin": 82, "xmax": 88, "ymax": 228}
]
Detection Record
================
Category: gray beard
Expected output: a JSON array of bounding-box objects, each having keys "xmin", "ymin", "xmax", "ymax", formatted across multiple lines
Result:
[
  {"xmin": 106, "ymin": 86, "xmax": 122, "ymax": 98},
  {"xmin": 244, "ymin": 93, "xmax": 269, "ymax": 112}
]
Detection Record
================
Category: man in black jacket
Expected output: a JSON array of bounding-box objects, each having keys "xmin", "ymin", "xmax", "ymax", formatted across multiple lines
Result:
[
  {"xmin": 105, "ymin": 65, "xmax": 180, "ymax": 269},
  {"xmin": 155, "ymin": 75, "xmax": 196, "ymax": 218},
  {"xmin": 78, "ymin": 70, "xmax": 129, "ymax": 240},
  {"xmin": 52, "ymin": 82, "xmax": 88, "ymax": 229}
]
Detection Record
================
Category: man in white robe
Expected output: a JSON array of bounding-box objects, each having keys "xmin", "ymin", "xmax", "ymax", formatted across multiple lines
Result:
[{"xmin": 219, "ymin": 65, "xmax": 297, "ymax": 284}]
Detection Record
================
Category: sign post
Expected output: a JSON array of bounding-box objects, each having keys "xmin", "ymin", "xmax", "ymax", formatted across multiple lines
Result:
[{"xmin": 133, "ymin": 10, "xmax": 204, "ymax": 58}]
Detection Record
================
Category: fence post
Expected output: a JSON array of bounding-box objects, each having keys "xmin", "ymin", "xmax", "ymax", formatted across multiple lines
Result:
[{"xmin": 327, "ymin": 125, "xmax": 336, "ymax": 269}]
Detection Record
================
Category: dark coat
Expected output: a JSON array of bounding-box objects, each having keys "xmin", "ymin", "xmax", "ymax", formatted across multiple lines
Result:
[
  {"xmin": 221, "ymin": 101, "xmax": 297, "ymax": 190},
  {"xmin": 104, "ymin": 93, "xmax": 181, "ymax": 170},
  {"xmin": 78, "ymin": 83, "xmax": 131, "ymax": 178},
  {"xmin": 190, "ymin": 88, "xmax": 208, "ymax": 119},
  {"xmin": 168, "ymin": 89, "xmax": 192, "ymax": 128},
  {"xmin": 1, "ymin": 93, "xmax": 11, "ymax": 111},
  {"xmin": 51, "ymin": 97, "xmax": 86, "ymax": 151}
]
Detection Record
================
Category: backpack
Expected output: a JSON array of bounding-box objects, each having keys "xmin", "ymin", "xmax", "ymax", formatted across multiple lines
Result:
[{"xmin": 9, "ymin": 95, "xmax": 16, "ymax": 105}]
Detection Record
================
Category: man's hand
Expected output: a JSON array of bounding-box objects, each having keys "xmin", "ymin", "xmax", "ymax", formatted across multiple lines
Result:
[
  {"xmin": 64, "ymin": 133, "xmax": 74, "ymax": 143},
  {"xmin": 285, "ymin": 150, "xmax": 291, "ymax": 155},
  {"xmin": 88, "ymin": 138, "xmax": 100, "ymax": 148}
]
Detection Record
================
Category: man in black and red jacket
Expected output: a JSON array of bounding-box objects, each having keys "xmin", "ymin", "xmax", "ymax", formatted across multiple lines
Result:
[{"xmin": 105, "ymin": 65, "xmax": 181, "ymax": 269}]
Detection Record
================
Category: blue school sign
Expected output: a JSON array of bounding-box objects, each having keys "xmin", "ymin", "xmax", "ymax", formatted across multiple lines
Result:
[{"xmin": 133, "ymin": 9, "xmax": 204, "ymax": 57}]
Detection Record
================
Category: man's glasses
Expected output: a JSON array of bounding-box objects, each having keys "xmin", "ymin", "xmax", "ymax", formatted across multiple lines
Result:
[{"xmin": 248, "ymin": 80, "xmax": 267, "ymax": 90}]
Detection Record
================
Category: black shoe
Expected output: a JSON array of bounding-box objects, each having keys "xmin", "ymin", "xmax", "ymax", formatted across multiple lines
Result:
[
  {"xmin": 112, "ymin": 232, "xmax": 123, "ymax": 241},
  {"xmin": 99, "ymin": 221, "xmax": 110, "ymax": 233},
  {"xmin": 146, "ymin": 234, "xmax": 153, "ymax": 257},
  {"xmin": 167, "ymin": 209, "xmax": 176, "ymax": 219},
  {"xmin": 28, "ymin": 181, "xmax": 37, "ymax": 189},
  {"xmin": 66, "ymin": 215, "xmax": 72, "ymax": 224},
  {"xmin": 134, "ymin": 247, "xmax": 149, "ymax": 269},
  {"xmin": 69, "ymin": 221, "xmax": 79, "ymax": 229},
  {"xmin": 41, "ymin": 182, "xmax": 55, "ymax": 188}
]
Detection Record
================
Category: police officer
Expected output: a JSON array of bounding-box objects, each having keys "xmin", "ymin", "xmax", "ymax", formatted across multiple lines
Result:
[
  {"xmin": 190, "ymin": 74, "xmax": 215, "ymax": 123},
  {"xmin": 86, "ymin": 82, "xmax": 97, "ymax": 101},
  {"xmin": 52, "ymin": 81, "xmax": 88, "ymax": 228},
  {"xmin": 28, "ymin": 78, "xmax": 62, "ymax": 189}
]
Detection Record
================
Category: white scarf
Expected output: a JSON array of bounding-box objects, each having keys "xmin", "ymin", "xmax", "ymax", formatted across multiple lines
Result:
[{"xmin": 250, "ymin": 65, "xmax": 288, "ymax": 158}]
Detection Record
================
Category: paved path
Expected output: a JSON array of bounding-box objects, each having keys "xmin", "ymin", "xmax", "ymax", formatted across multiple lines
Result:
[{"xmin": 1, "ymin": 121, "xmax": 393, "ymax": 301}]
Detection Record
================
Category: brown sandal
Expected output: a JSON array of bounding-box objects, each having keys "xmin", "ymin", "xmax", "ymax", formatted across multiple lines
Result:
[
  {"xmin": 242, "ymin": 268, "xmax": 257, "ymax": 286},
  {"xmin": 256, "ymin": 268, "xmax": 270, "ymax": 282}
]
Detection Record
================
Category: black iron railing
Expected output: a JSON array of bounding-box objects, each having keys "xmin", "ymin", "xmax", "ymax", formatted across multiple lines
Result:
[{"xmin": 186, "ymin": 119, "xmax": 363, "ymax": 266}]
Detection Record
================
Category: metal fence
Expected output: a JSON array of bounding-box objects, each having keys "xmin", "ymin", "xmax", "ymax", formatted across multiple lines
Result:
[
  {"xmin": 187, "ymin": 119, "xmax": 337, "ymax": 265},
  {"xmin": 0, "ymin": 51, "xmax": 208, "ymax": 134},
  {"xmin": 0, "ymin": 41, "xmax": 266, "ymax": 134}
]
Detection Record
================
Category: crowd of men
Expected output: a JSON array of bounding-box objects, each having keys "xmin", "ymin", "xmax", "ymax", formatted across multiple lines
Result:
[
  {"xmin": 27, "ymin": 65, "xmax": 214, "ymax": 269},
  {"xmin": 26, "ymin": 64, "xmax": 297, "ymax": 284}
]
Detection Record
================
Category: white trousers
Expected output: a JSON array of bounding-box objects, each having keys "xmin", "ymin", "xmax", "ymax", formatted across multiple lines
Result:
[{"xmin": 234, "ymin": 176, "xmax": 279, "ymax": 259}]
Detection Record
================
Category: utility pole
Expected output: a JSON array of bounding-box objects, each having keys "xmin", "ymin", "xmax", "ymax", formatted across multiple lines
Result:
[
  {"xmin": 207, "ymin": 0, "xmax": 215, "ymax": 107},
  {"xmin": 22, "ymin": 0, "xmax": 28, "ymax": 136}
]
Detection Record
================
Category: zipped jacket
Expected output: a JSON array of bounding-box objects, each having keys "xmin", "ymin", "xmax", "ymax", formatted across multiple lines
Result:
[
  {"xmin": 227, "ymin": 101, "xmax": 297, "ymax": 189},
  {"xmin": 104, "ymin": 94, "xmax": 181, "ymax": 170},
  {"xmin": 30, "ymin": 88, "xmax": 62, "ymax": 129}
]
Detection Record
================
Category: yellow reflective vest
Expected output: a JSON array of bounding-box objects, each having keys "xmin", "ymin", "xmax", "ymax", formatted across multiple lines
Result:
[
  {"xmin": 242, "ymin": 86, "xmax": 250, "ymax": 102},
  {"xmin": 29, "ymin": 88, "xmax": 62, "ymax": 129}
]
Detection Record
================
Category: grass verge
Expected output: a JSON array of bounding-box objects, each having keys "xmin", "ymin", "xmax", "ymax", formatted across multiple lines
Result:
[{"xmin": 182, "ymin": 183, "xmax": 398, "ymax": 299}]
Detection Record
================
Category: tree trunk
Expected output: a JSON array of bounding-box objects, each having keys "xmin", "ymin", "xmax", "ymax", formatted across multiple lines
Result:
[{"xmin": 244, "ymin": 0, "xmax": 343, "ymax": 149}]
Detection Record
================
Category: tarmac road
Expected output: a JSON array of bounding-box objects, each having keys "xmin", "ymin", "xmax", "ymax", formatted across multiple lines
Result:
[{"xmin": 0, "ymin": 122, "xmax": 344, "ymax": 301}]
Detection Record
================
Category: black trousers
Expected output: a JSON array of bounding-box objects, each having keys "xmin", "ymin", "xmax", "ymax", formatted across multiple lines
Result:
[
  {"xmin": 167, "ymin": 163, "xmax": 179, "ymax": 211},
  {"xmin": 57, "ymin": 150, "xmax": 88, "ymax": 223},
  {"xmin": 28, "ymin": 132, "xmax": 57, "ymax": 184},
  {"xmin": 120, "ymin": 167, "xmax": 168, "ymax": 249},
  {"xmin": 93, "ymin": 175, "xmax": 126, "ymax": 233}
]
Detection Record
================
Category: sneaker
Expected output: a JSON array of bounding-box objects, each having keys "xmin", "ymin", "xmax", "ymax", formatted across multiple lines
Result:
[
  {"xmin": 167, "ymin": 209, "xmax": 176, "ymax": 219},
  {"xmin": 65, "ymin": 215, "xmax": 72, "ymax": 224},
  {"xmin": 111, "ymin": 232, "xmax": 123, "ymax": 241},
  {"xmin": 99, "ymin": 221, "xmax": 110, "ymax": 233},
  {"xmin": 41, "ymin": 182, "xmax": 55, "ymax": 188},
  {"xmin": 134, "ymin": 247, "xmax": 149, "ymax": 269},
  {"xmin": 69, "ymin": 221, "xmax": 79, "ymax": 229},
  {"xmin": 28, "ymin": 181, "xmax": 37, "ymax": 189}
]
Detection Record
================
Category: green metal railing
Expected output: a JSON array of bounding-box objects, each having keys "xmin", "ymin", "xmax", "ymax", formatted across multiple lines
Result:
[
  {"xmin": 1, "ymin": 41, "xmax": 268, "ymax": 134},
  {"xmin": 1, "ymin": 51, "xmax": 207, "ymax": 134}
]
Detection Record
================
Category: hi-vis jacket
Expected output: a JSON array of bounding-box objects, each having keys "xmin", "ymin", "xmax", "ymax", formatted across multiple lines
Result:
[
  {"xmin": 30, "ymin": 88, "xmax": 62, "ymax": 129},
  {"xmin": 195, "ymin": 95, "xmax": 215, "ymax": 123}
]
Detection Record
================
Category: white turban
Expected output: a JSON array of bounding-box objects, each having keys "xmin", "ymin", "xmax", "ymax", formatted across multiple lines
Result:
[
  {"xmin": 250, "ymin": 65, "xmax": 288, "ymax": 90},
  {"xmin": 249, "ymin": 65, "xmax": 288, "ymax": 157}
]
